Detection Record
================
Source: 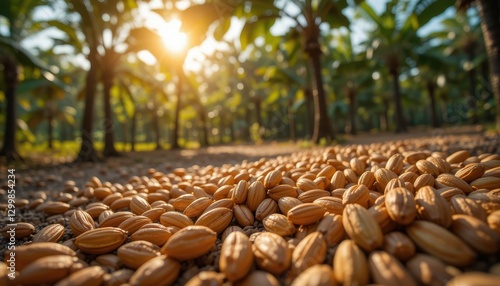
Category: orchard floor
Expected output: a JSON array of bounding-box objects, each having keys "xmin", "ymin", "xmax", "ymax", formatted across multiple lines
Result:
[{"xmin": 1, "ymin": 124, "xmax": 492, "ymax": 195}]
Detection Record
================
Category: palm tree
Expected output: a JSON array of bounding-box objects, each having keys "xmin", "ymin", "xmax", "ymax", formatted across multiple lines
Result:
[
  {"xmin": 360, "ymin": 0, "xmax": 454, "ymax": 133},
  {"xmin": 0, "ymin": 0, "xmax": 57, "ymax": 161},
  {"xmin": 234, "ymin": 0, "xmax": 358, "ymax": 143},
  {"xmin": 457, "ymin": 0, "xmax": 500, "ymax": 131}
]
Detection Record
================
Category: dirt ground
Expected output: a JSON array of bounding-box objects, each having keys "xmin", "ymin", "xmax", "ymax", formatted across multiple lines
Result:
[{"xmin": 1, "ymin": 124, "xmax": 491, "ymax": 196}]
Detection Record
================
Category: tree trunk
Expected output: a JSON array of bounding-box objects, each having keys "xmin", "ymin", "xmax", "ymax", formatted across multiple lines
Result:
[
  {"xmin": 0, "ymin": 56, "xmax": 21, "ymax": 161},
  {"xmin": 131, "ymin": 111, "xmax": 137, "ymax": 152},
  {"xmin": 76, "ymin": 51, "xmax": 100, "ymax": 162},
  {"xmin": 427, "ymin": 81, "xmax": 440, "ymax": 128},
  {"xmin": 254, "ymin": 97, "xmax": 262, "ymax": 127},
  {"xmin": 467, "ymin": 51, "xmax": 479, "ymax": 124},
  {"xmin": 304, "ymin": 87, "xmax": 314, "ymax": 139},
  {"xmin": 347, "ymin": 88, "xmax": 357, "ymax": 135},
  {"xmin": 307, "ymin": 43, "xmax": 333, "ymax": 143},
  {"xmin": 151, "ymin": 109, "xmax": 161, "ymax": 150},
  {"xmin": 477, "ymin": 0, "xmax": 500, "ymax": 131},
  {"xmin": 244, "ymin": 105, "xmax": 252, "ymax": 142},
  {"xmin": 391, "ymin": 71, "xmax": 407, "ymax": 133},
  {"xmin": 288, "ymin": 101, "xmax": 296, "ymax": 142},
  {"xmin": 47, "ymin": 111, "xmax": 54, "ymax": 149},
  {"xmin": 172, "ymin": 71, "xmax": 182, "ymax": 149},
  {"xmin": 102, "ymin": 70, "xmax": 120, "ymax": 157},
  {"xmin": 198, "ymin": 106, "xmax": 209, "ymax": 147}
]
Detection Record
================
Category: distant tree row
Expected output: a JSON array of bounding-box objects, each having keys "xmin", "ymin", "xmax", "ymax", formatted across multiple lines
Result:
[{"xmin": 1, "ymin": 0, "xmax": 499, "ymax": 162}]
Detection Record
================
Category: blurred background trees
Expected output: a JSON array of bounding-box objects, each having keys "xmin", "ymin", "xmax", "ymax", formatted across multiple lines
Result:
[{"xmin": 1, "ymin": 0, "xmax": 499, "ymax": 162}]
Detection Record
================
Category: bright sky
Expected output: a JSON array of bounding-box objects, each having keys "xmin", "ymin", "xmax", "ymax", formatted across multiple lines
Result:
[{"xmin": 19, "ymin": 0, "xmax": 456, "ymax": 72}]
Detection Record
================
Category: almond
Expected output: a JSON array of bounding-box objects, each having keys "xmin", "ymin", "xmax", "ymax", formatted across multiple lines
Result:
[
  {"xmin": 6, "ymin": 242, "xmax": 76, "ymax": 271},
  {"xmin": 183, "ymin": 197, "xmax": 213, "ymax": 218},
  {"xmin": 220, "ymin": 231, "xmax": 253, "ymax": 281},
  {"xmin": 232, "ymin": 180, "xmax": 249, "ymax": 204},
  {"xmin": 238, "ymin": 270, "xmax": 280, "ymax": 286},
  {"xmin": 446, "ymin": 150, "xmax": 470, "ymax": 164},
  {"xmin": 130, "ymin": 195, "xmax": 152, "ymax": 215},
  {"xmin": 252, "ymin": 232, "xmax": 291, "ymax": 275},
  {"xmin": 415, "ymin": 186, "xmax": 452, "ymax": 227},
  {"xmin": 130, "ymin": 223, "xmax": 172, "ymax": 246},
  {"xmin": 117, "ymin": 240, "xmax": 160, "ymax": 269},
  {"xmin": 384, "ymin": 187, "xmax": 416, "ymax": 225},
  {"xmin": 14, "ymin": 255, "xmax": 77, "ymax": 286},
  {"xmin": 33, "ymin": 223, "xmax": 65, "ymax": 243},
  {"xmin": 185, "ymin": 271, "xmax": 224, "ymax": 286},
  {"xmin": 447, "ymin": 272, "xmax": 500, "ymax": 286},
  {"xmin": 234, "ymin": 204, "xmax": 255, "ymax": 227},
  {"xmin": 368, "ymin": 251, "xmax": 418, "ymax": 286},
  {"xmin": 406, "ymin": 254, "xmax": 453, "ymax": 285},
  {"xmin": 313, "ymin": 196, "xmax": 344, "ymax": 215},
  {"xmin": 1, "ymin": 222, "xmax": 35, "ymax": 238},
  {"xmin": 382, "ymin": 231, "xmax": 415, "ymax": 261},
  {"xmin": 129, "ymin": 255, "xmax": 180, "ymax": 286},
  {"xmin": 333, "ymin": 239, "xmax": 369, "ymax": 285},
  {"xmin": 343, "ymin": 203, "xmax": 383, "ymax": 252},
  {"xmin": 74, "ymin": 227, "xmax": 128, "ymax": 254},
  {"xmin": 435, "ymin": 174, "xmax": 473, "ymax": 193},
  {"xmin": 160, "ymin": 211, "xmax": 193, "ymax": 228},
  {"xmin": 342, "ymin": 184, "xmax": 370, "ymax": 207},
  {"xmin": 450, "ymin": 195, "xmax": 488, "ymax": 221},
  {"xmin": 99, "ymin": 211, "xmax": 134, "ymax": 228},
  {"xmin": 291, "ymin": 231, "xmax": 326, "ymax": 275},
  {"xmin": 161, "ymin": 225, "xmax": 216, "ymax": 261},
  {"xmin": 117, "ymin": 215, "xmax": 152, "ymax": 234},
  {"xmin": 268, "ymin": 184, "xmax": 298, "ymax": 201},
  {"xmin": 291, "ymin": 264, "xmax": 334, "ymax": 286},
  {"xmin": 278, "ymin": 196, "xmax": 304, "ymax": 215},
  {"xmin": 316, "ymin": 213, "xmax": 345, "ymax": 246},
  {"xmin": 54, "ymin": 265, "xmax": 105, "ymax": 286},
  {"xmin": 406, "ymin": 220, "xmax": 475, "ymax": 266},
  {"xmin": 450, "ymin": 214, "xmax": 500, "ymax": 255},
  {"xmin": 375, "ymin": 168, "xmax": 398, "ymax": 190},
  {"xmin": 455, "ymin": 163, "xmax": 486, "ymax": 182},
  {"xmin": 386, "ymin": 154, "xmax": 404, "ymax": 174},
  {"xmin": 195, "ymin": 207, "xmax": 233, "ymax": 233},
  {"xmin": 470, "ymin": 177, "xmax": 500, "ymax": 190},
  {"xmin": 264, "ymin": 169, "xmax": 283, "ymax": 189},
  {"xmin": 263, "ymin": 213, "xmax": 295, "ymax": 236},
  {"xmin": 330, "ymin": 170, "xmax": 346, "ymax": 189},
  {"xmin": 255, "ymin": 198, "xmax": 279, "ymax": 221},
  {"xmin": 416, "ymin": 160, "xmax": 440, "ymax": 177},
  {"xmin": 287, "ymin": 203, "xmax": 327, "ymax": 225},
  {"xmin": 246, "ymin": 181, "xmax": 266, "ymax": 212},
  {"xmin": 70, "ymin": 210, "xmax": 95, "ymax": 236}
]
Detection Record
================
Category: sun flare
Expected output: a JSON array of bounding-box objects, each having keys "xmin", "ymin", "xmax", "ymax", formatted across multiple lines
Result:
[{"xmin": 159, "ymin": 18, "xmax": 188, "ymax": 53}]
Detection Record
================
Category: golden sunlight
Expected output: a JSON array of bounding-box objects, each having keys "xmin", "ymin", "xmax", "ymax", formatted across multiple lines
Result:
[{"xmin": 159, "ymin": 18, "xmax": 188, "ymax": 53}]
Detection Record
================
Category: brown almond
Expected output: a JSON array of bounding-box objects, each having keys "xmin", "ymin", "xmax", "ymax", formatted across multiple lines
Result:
[
  {"xmin": 14, "ymin": 255, "xmax": 77, "ymax": 286},
  {"xmin": 415, "ymin": 186, "xmax": 453, "ymax": 227},
  {"xmin": 234, "ymin": 204, "xmax": 255, "ymax": 227},
  {"xmin": 382, "ymin": 231, "xmax": 415, "ymax": 261},
  {"xmin": 1, "ymin": 222, "xmax": 35, "ymax": 238},
  {"xmin": 470, "ymin": 177, "xmax": 500, "ymax": 190},
  {"xmin": 263, "ymin": 213, "xmax": 296, "ymax": 236},
  {"xmin": 287, "ymin": 203, "xmax": 327, "ymax": 225},
  {"xmin": 130, "ymin": 195, "xmax": 152, "ymax": 215},
  {"xmin": 455, "ymin": 163, "xmax": 486, "ymax": 182},
  {"xmin": 220, "ymin": 231, "xmax": 253, "ymax": 281},
  {"xmin": 74, "ymin": 227, "xmax": 127, "ymax": 254},
  {"xmin": 33, "ymin": 223, "xmax": 65, "ymax": 243},
  {"xmin": 278, "ymin": 196, "xmax": 303, "ymax": 215},
  {"xmin": 406, "ymin": 254, "xmax": 453, "ymax": 285},
  {"xmin": 6, "ymin": 242, "xmax": 76, "ymax": 271},
  {"xmin": 342, "ymin": 184, "xmax": 370, "ymax": 207},
  {"xmin": 450, "ymin": 195, "xmax": 488, "ymax": 221},
  {"xmin": 42, "ymin": 202, "xmax": 70, "ymax": 215},
  {"xmin": 161, "ymin": 225, "xmax": 216, "ymax": 261},
  {"xmin": 160, "ymin": 211, "xmax": 193, "ymax": 228},
  {"xmin": 246, "ymin": 181, "xmax": 266, "ymax": 212},
  {"xmin": 369, "ymin": 251, "xmax": 418, "ymax": 286},
  {"xmin": 385, "ymin": 187, "xmax": 416, "ymax": 225},
  {"xmin": 343, "ymin": 203, "xmax": 383, "ymax": 252},
  {"xmin": 435, "ymin": 174, "xmax": 474, "ymax": 193},
  {"xmin": 232, "ymin": 180, "xmax": 249, "ymax": 204},
  {"xmin": 185, "ymin": 271, "xmax": 224, "ymax": 286},
  {"xmin": 406, "ymin": 220, "xmax": 475, "ymax": 266},
  {"xmin": 252, "ymin": 232, "xmax": 291, "ymax": 275},
  {"xmin": 99, "ymin": 211, "xmax": 134, "ymax": 228},
  {"xmin": 447, "ymin": 150, "xmax": 470, "ymax": 164},
  {"xmin": 238, "ymin": 270, "xmax": 280, "ymax": 286},
  {"xmin": 386, "ymin": 154, "xmax": 404, "ymax": 174},
  {"xmin": 117, "ymin": 215, "xmax": 152, "ymax": 234},
  {"xmin": 255, "ymin": 198, "xmax": 279, "ymax": 221},
  {"xmin": 291, "ymin": 264, "xmax": 335, "ymax": 286},
  {"xmin": 333, "ymin": 239, "xmax": 369, "ymax": 286},
  {"xmin": 291, "ymin": 231, "xmax": 326, "ymax": 275},
  {"xmin": 184, "ymin": 197, "xmax": 213, "ymax": 218},
  {"xmin": 54, "ymin": 265, "xmax": 105, "ymax": 286},
  {"xmin": 117, "ymin": 240, "xmax": 160, "ymax": 269},
  {"xmin": 70, "ymin": 210, "xmax": 95, "ymax": 237},
  {"xmin": 195, "ymin": 207, "xmax": 233, "ymax": 233},
  {"xmin": 268, "ymin": 184, "xmax": 298, "ymax": 201},
  {"xmin": 450, "ymin": 214, "xmax": 500, "ymax": 255},
  {"xmin": 129, "ymin": 255, "xmax": 180, "ymax": 286},
  {"xmin": 264, "ymin": 170, "xmax": 283, "ymax": 189}
]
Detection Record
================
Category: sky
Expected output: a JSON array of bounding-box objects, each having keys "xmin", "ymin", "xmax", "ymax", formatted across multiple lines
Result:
[{"xmin": 18, "ymin": 0, "xmax": 457, "ymax": 72}]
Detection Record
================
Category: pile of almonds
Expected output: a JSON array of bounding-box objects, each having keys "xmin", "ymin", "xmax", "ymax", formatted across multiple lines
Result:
[{"xmin": 2, "ymin": 137, "xmax": 500, "ymax": 286}]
